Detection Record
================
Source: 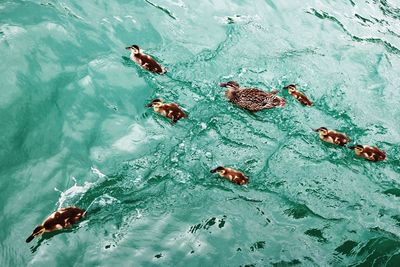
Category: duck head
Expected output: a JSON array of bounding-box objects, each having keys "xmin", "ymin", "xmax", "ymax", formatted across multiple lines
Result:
[
  {"xmin": 272, "ymin": 95, "xmax": 286, "ymax": 107},
  {"xmin": 348, "ymin": 144, "xmax": 364, "ymax": 152},
  {"xmin": 26, "ymin": 225, "xmax": 45, "ymax": 243},
  {"xmin": 125, "ymin": 44, "xmax": 140, "ymax": 54},
  {"xmin": 283, "ymin": 84, "xmax": 297, "ymax": 94},
  {"xmin": 314, "ymin": 127, "xmax": 328, "ymax": 135},
  {"xmin": 210, "ymin": 166, "xmax": 226, "ymax": 175},
  {"xmin": 146, "ymin": 98, "xmax": 164, "ymax": 108},
  {"xmin": 219, "ymin": 81, "xmax": 240, "ymax": 90}
]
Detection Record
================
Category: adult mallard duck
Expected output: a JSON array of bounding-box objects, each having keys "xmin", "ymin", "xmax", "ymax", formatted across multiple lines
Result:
[
  {"xmin": 26, "ymin": 207, "xmax": 85, "ymax": 243},
  {"xmin": 219, "ymin": 81, "xmax": 286, "ymax": 112},
  {"xmin": 125, "ymin": 45, "xmax": 166, "ymax": 74}
]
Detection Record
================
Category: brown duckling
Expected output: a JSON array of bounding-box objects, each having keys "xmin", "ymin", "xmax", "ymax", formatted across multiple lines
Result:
[
  {"xmin": 283, "ymin": 84, "xmax": 313, "ymax": 106},
  {"xmin": 146, "ymin": 98, "xmax": 187, "ymax": 124},
  {"xmin": 26, "ymin": 207, "xmax": 85, "ymax": 243},
  {"xmin": 210, "ymin": 166, "xmax": 249, "ymax": 185},
  {"xmin": 349, "ymin": 145, "xmax": 386, "ymax": 161},
  {"xmin": 219, "ymin": 81, "xmax": 286, "ymax": 112},
  {"xmin": 125, "ymin": 45, "xmax": 166, "ymax": 74},
  {"xmin": 314, "ymin": 127, "xmax": 350, "ymax": 146}
]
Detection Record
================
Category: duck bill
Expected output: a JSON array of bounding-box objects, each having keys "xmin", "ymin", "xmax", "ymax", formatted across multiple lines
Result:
[
  {"xmin": 210, "ymin": 168, "xmax": 217, "ymax": 173},
  {"xmin": 276, "ymin": 97, "xmax": 286, "ymax": 107},
  {"xmin": 219, "ymin": 83, "xmax": 227, "ymax": 87},
  {"xmin": 348, "ymin": 146, "xmax": 356, "ymax": 149},
  {"xmin": 26, "ymin": 235, "xmax": 35, "ymax": 243},
  {"xmin": 146, "ymin": 103, "xmax": 153, "ymax": 108},
  {"xmin": 125, "ymin": 46, "xmax": 132, "ymax": 50}
]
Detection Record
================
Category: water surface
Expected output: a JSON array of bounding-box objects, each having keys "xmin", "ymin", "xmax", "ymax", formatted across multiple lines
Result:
[{"xmin": 1, "ymin": 0, "xmax": 400, "ymax": 266}]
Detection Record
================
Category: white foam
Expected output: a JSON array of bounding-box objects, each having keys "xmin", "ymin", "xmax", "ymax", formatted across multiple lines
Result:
[
  {"xmin": 55, "ymin": 178, "xmax": 94, "ymax": 209},
  {"xmin": 97, "ymin": 194, "xmax": 119, "ymax": 207},
  {"xmin": 91, "ymin": 166, "xmax": 106, "ymax": 178},
  {"xmin": 113, "ymin": 16, "xmax": 123, "ymax": 22},
  {"xmin": 55, "ymin": 167, "xmax": 107, "ymax": 209}
]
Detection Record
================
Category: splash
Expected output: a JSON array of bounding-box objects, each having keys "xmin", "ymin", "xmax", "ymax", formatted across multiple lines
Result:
[
  {"xmin": 55, "ymin": 177, "xmax": 94, "ymax": 209},
  {"xmin": 55, "ymin": 167, "xmax": 107, "ymax": 209}
]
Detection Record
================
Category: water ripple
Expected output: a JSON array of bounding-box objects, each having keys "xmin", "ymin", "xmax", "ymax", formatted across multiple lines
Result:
[{"xmin": 308, "ymin": 7, "xmax": 400, "ymax": 54}]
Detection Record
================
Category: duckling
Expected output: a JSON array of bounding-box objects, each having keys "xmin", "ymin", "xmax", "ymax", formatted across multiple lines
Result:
[
  {"xmin": 349, "ymin": 145, "xmax": 386, "ymax": 161},
  {"xmin": 219, "ymin": 81, "xmax": 286, "ymax": 112},
  {"xmin": 125, "ymin": 45, "xmax": 166, "ymax": 74},
  {"xmin": 210, "ymin": 166, "xmax": 249, "ymax": 185},
  {"xmin": 283, "ymin": 84, "xmax": 313, "ymax": 106},
  {"xmin": 314, "ymin": 127, "xmax": 349, "ymax": 146},
  {"xmin": 146, "ymin": 98, "xmax": 187, "ymax": 124},
  {"xmin": 26, "ymin": 207, "xmax": 85, "ymax": 243}
]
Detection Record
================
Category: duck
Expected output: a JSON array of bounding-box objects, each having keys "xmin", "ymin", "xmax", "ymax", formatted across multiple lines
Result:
[
  {"xmin": 314, "ymin": 127, "xmax": 349, "ymax": 146},
  {"xmin": 210, "ymin": 166, "xmax": 249, "ymax": 185},
  {"xmin": 146, "ymin": 98, "xmax": 187, "ymax": 124},
  {"xmin": 348, "ymin": 145, "xmax": 386, "ymax": 161},
  {"xmin": 283, "ymin": 84, "xmax": 313, "ymax": 106},
  {"xmin": 125, "ymin": 45, "xmax": 166, "ymax": 74},
  {"xmin": 26, "ymin": 207, "xmax": 85, "ymax": 243},
  {"xmin": 219, "ymin": 81, "xmax": 286, "ymax": 112}
]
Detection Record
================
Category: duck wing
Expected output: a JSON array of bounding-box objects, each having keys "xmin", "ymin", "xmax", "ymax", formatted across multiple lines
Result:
[
  {"xmin": 165, "ymin": 103, "xmax": 188, "ymax": 122},
  {"xmin": 294, "ymin": 91, "xmax": 313, "ymax": 106},
  {"xmin": 234, "ymin": 88, "xmax": 278, "ymax": 111},
  {"xmin": 167, "ymin": 103, "xmax": 184, "ymax": 114},
  {"xmin": 364, "ymin": 147, "xmax": 386, "ymax": 161},
  {"xmin": 135, "ymin": 53, "xmax": 166, "ymax": 74}
]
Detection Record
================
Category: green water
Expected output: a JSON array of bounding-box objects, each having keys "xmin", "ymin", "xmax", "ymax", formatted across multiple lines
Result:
[{"xmin": 1, "ymin": 0, "xmax": 400, "ymax": 266}]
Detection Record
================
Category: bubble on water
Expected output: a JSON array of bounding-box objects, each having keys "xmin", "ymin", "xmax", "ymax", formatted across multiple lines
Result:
[
  {"xmin": 200, "ymin": 122, "xmax": 207, "ymax": 129},
  {"xmin": 133, "ymin": 176, "xmax": 143, "ymax": 187},
  {"xmin": 205, "ymin": 152, "xmax": 212, "ymax": 159}
]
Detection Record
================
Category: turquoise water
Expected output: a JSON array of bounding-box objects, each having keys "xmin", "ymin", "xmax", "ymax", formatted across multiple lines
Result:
[{"xmin": 1, "ymin": 0, "xmax": 400, "ymax": 266}]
